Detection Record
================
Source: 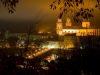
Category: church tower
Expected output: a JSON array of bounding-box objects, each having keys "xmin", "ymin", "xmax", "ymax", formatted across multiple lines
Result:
[
  {"xmin": 56, "ymin": 19, "xmax": 63, "ymax": 35},
  {"xmin": 66, "ymin": 17, "xmax": 72, "ymax": 27},
  {"xmin": 82, "ymin": 19, "xmax": 90, "ymax": 28}
]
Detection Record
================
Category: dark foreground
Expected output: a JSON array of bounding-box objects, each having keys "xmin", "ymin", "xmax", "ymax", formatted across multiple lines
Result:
[{"xmin": 0, "ymin": 48, "xmax": 100, "ymax": 75}]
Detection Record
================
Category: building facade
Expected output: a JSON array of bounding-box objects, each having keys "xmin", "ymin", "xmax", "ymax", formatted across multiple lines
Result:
[{"xmin": 56, "ymin": 18, "xmax": 100, "ymax": 36}]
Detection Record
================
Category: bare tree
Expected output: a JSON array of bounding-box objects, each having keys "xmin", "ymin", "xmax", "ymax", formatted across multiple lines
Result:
[{"xmin": 25, "ymin": 14, "xmax": 43, "ymax": 52}]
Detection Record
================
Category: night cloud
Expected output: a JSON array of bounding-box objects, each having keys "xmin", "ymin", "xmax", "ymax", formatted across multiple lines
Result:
[{"xmin": 0, "ymin": 0, "xmax": 100, "ymax": 32}]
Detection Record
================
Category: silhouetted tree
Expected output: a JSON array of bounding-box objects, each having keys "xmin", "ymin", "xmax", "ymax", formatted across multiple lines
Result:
[
  {"xmin": 1, "ymin": 0, "xmax": 99, "ymax": 18},
  {"xmin": 0, "ymin": 0, "xmax": 19, "ymax": 13},
  {"xmin": 50, "ymin": 0, "xmax": 100, "ymax": 22}
]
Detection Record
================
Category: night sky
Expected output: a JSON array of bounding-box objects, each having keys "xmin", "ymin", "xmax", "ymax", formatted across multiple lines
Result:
[{"xmin": 0, "ymin": 0, "xmax": 100, "ymax": 32}]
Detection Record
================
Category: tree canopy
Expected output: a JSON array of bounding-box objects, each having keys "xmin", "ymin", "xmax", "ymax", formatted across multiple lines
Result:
[
  {"xmin": 50, "ymin": 0, "xmax": 100, "ymax": 22},
  {"xmin": 0, "ymin": 0, "xmax": 19, "ymax": 13},
  {"xmin": 0, "ymin": 0, "xmax": 100, "ymax": 22}
]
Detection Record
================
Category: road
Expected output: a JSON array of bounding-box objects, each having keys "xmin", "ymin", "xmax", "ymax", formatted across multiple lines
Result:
[{"xmin": 26, "ymin": 48, "xmax": 73, "ymax": 62}]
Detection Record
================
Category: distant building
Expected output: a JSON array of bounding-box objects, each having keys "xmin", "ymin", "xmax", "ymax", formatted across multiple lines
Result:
[{"xmin": 56, "ymin": 18, "xmax": 100, "ymax": 36}]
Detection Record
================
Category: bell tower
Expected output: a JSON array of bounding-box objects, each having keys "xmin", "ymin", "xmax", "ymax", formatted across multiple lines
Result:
[
  {"xmin": 82, "ymin": 19, "xmax": 90, "ymax": 28},
  {"xmin": 66, "ymin": 17, "xmax": 72, "ymax": 27},
  {"xmin": 56, "ymin": 18, "xmax": 63, "ymax": 35}
]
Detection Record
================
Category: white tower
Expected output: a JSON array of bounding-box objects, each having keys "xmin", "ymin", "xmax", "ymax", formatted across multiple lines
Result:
[
  {"xmin": 82, "ymin": 21, "xmax": 90, "ymax": 28},
  {"xmin": 56, "ymin": 19, "xmax": 63, "ymax": 35},
  {"xmin": 66, "ymin": 17, "xmax": 72, "ymax": 26},
  {"xmin": 82, "ymin": 19, "xmax": 90, "ymax": 28}
]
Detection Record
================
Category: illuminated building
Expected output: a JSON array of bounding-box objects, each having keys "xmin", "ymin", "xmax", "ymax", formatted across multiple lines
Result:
[
  {"xmin": 56, "ymin": 17, "xmax": 100, "ymax": 49},
  {"xmin": 56, "ymin": 18, "xmax": 100, "ymax": 36},
  {"xmin": 66, "ymin": 17, "xmax": 72, "ymax": 27},
  {"xmin": 56, "ymin": 19, "xmax": 63, "ymax": 36}
]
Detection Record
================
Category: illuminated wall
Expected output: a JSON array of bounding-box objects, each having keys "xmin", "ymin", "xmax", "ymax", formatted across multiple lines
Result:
[
  {"xmin": 62, "ymin": 29, "xmax": 79, "ymax": 34},
  {"xmin": 62, "ymin": 29, "xmax": 100, "ymax": 36},
  {"xmin": 56, "ymin": 18, "xmax": 100, "ymax": 36},
  {"xmin": 76, "ymin": 29, "xmax": 100, "ymax": 36}
]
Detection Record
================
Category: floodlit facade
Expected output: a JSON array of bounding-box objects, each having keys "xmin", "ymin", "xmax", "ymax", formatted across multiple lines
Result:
[{"xmin": 56, "ymin": 18, "xmax": 100, "ymax": 36}]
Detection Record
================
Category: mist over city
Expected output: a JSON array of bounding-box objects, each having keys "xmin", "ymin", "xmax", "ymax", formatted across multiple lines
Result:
[{"xmin": 0, "ymin": 0, "xmax": 100, "ymax": 75}]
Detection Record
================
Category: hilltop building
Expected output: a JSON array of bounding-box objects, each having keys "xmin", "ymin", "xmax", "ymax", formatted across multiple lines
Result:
[{"xmin": 56, "ymin": 18, "xmax": 100, "ymax": 36}]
